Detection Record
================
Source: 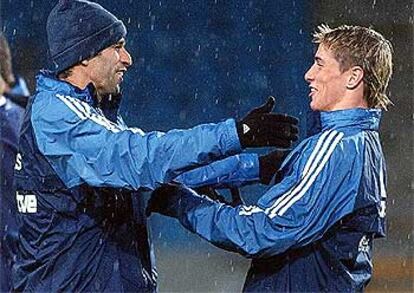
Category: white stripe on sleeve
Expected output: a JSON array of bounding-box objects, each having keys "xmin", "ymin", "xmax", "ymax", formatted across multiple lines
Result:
[
  {"xmin": 56, "ymin": 94, "xmax": 87, "ymax": 120},
  {"xmin": 265, "ymin": 130, "xmax": 343, "ymax": 218},
  {"xmin": 276, "ymin": 132, "xmax": 343, "ymax": 216},
  {"xmin": 56, "ymin": 94, "xmax": 121, "ymax": 133}
]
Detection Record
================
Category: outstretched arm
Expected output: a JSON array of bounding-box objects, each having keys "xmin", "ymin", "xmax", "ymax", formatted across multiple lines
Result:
[
  {"xmin": 33, "ymin": 92, "xmax": 241, "ymax": 190},
  {"xmin": 148, "ymin": 130, "xmax": 367, "ymax": 258}
]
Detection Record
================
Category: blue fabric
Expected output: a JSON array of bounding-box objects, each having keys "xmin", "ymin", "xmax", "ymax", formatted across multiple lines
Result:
[
  {"xmin": 12, "ymin": 71, "xmax": 257, "ymax": 292},
  {"xmin": 0, "ymin": 96, "xmax": 25, "ymax": 292},
  {"xmin": 171, "ymin": 108, "xmax": 387, "ymax": 292},
  {"xmin": 46, "ymin": 0, "xmax": 127, "ymax": 72},
  {"xmin": 175, "ymin": 153, "xmax": 259, "ymax": 188}
]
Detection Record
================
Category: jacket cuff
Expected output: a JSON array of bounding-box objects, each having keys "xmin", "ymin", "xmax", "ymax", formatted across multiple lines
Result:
[
  {"xmin": 223, "ymin": 119, "xmax": 242, "ymax": 154},
  {"xmin": 244, "ymin": 153, "xmax": 260, "ymax": 182}
]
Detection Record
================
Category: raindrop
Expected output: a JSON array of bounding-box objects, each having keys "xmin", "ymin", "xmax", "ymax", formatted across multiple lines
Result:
[
  {"xmin": 179, "ymin": 110, "xmax": 187, "ymax": 121},
  {"xmin": 150, "ymin": 16, "xmax": 155, "ymax": 31}
]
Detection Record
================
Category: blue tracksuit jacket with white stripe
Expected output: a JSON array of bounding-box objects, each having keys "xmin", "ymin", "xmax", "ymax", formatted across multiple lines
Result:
[
  {"xmin": 12, "ymin": 71, "xmax": 259, "ymax": 292},
  {"xmin": 169, "ymin": 108, "xmax": 387, "ymax": 292}
]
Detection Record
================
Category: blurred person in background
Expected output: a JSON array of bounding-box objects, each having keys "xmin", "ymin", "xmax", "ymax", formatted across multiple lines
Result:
[
  {"xmin": 0, "ymin": 33, "xmax": 30, "ymax": 292},
  {"xmin": 12, "ymin": 0, "xmax": 299, "ymax": 291},
  {"xmin": 0, "ymin": 34, "xmax": 30, "ymax": 108},
  {"xmin": 147, "ymin": 24, "xmax": 393, "ymax": 292}
]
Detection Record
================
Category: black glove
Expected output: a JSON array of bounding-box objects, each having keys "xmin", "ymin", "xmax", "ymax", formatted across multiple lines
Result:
[
  {"xmin": 236, "ymin": 97, "xmax": 299, "ymax": 148},
  {"xmin": 259, "ymin": 149, "xmax": 291, "ymax": 184},
  {"xmin": 146, "ymin": 183, "xmax": 186, "ymax": 218},
  {"xmin": 194, "ymin": 186, "xmax": 244, "ymax": 207}
]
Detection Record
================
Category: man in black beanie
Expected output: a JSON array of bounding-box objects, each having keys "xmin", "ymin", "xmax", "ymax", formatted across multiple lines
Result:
[{"xmin": 12, "ymin": 0, "xmax": 298, "ymax": 291}]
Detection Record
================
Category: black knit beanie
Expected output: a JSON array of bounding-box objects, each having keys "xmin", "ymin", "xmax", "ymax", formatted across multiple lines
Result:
[{"xmin": 47, "ymin": 0, "xmax": 127, "ymax": 72}]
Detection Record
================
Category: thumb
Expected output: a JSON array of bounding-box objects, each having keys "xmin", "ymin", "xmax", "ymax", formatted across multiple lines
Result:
[{"xmin": 250, "ymin": 96, "xmax": 275, "ymax": 115}]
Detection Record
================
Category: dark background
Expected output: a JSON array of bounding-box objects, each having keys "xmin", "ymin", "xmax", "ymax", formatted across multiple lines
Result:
[{"xmin": 1, "ymin": 0, "xmax": 412, "ymax": 291}]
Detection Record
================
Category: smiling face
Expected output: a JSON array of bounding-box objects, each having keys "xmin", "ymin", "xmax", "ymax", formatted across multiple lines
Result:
[
  {"xmin": 304, "ymin": 45, "xmax": 350, "ymax": 112},
  {"xmin": 87, "ymin": 38, "xmax": 132, "ymax": 96}
]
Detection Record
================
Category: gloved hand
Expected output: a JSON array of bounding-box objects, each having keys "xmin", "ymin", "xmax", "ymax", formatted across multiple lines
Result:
[
  {"xmin": 259, "ymin": 149, "xmax": 291, "ymax": 184},
  {"xmin": 237, "ymin": 97, "xmax": 299, "ymax": 148},
  {"xmin": 146, "ymin": 182, "xmax": 210, "ymax": 218},
  {"xmin": 194, "ymin": 186, "xmax": 244, "ymax": 207},
  {"xmin": 146, "ymin": 182, "xmax": 187, "ymax": 218}
]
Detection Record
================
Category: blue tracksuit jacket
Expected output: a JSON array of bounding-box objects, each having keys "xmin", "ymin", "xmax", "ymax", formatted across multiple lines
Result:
[
  {"xmin": 13, "ymin": 71, "xmax": 259, "ymax": 292},
  {"xmin": 1, "ymin": 95, "xmax": 25, "ymax": 292},
  {"xmin": 168, "ymin": 108, "xmax": 387, "ymax": 292},
  {"xmin": 0, "ymin": 77, "xmax": 30, "ymax": 292}
]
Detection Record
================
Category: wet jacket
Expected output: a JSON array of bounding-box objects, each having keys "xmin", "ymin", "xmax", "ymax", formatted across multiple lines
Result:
[
  {"xmin": 1, "ymin": 95, "xmax": 25, "ymax": 292},
  {"xmin": 0, "ymin": 77, "xmax": 30, "ymax": 292},
  {"xmin": 170, "ymin": 108, "xmax": 387, "ymax": 292},
  {"xmin": 13, "ymin": 71, "xmax": 258, "ymax": 292}
]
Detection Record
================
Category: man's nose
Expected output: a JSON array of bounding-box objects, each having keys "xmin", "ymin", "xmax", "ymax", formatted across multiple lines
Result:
[
  {"xmin": 121, "ymin": 48, "xmax": 133, "ymax": 67},
  {"xmin": 304, "ymin": 65, "xmax": 314, "ymax": 82}
]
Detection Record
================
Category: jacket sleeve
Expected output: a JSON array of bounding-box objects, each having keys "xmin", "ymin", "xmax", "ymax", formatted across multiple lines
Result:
[
  {"xmin": 173, "ymin": 130, "xmax": 361, "ymax": 258},
  {"xmin": 31, "ymin": 93, "xmax": 241, "ymax": 190},
  {"xmin": 174, "ymin": 153, "xmax": 260, "ymax": 188}
]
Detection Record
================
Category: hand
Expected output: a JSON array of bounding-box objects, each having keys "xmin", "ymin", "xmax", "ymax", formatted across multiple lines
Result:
[
  {"xmin": 259, "ymin": 149, "xmax": 291, "ymax": 184},
  {"xmin": 237, "ymin": 97, "xmax": 299, "ymax": 148},
  {"xmin": 146, "ymin": 182, "xmax": 187, "ymax": 218}
]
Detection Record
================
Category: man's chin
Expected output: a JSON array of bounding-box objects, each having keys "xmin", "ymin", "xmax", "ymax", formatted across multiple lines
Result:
[{"xmin": 99, "ymin": 84, "xmax": 121, "ymax": 97}]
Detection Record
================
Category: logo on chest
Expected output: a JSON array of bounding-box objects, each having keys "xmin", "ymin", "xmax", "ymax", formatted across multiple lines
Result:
[{"xmin": 16, "ymin": 192, "xmax": 37, "ymax": 213}]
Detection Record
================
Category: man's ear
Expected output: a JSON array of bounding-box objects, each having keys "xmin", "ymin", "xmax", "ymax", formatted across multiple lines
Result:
[{"xmin": 346, "ymin": 65, "xmax": 364, "ymax": 89}]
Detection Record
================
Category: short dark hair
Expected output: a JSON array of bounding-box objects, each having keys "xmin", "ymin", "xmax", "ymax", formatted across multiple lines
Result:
[{"xmin": 57, "ymin": 67, "xmax": 73, "ymax": 79}]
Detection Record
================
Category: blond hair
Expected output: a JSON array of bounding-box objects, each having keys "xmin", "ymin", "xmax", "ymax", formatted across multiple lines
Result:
[{"xmin": 312, "ymin": 24, "xmax": 393, "ymax": 110}]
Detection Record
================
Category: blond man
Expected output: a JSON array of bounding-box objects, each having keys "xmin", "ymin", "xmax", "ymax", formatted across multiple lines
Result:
[{"xmin": 148, "ymin": 24, "xmax": 393, "ymax": 292}]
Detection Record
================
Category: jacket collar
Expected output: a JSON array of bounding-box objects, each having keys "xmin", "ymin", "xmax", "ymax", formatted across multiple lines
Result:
[
  {"xmin": 320, "ymin": 108, "xmax": 381, "ymax": 131},
  {"xmin": 36, "ymin": 70, "xmax": 98, "ymax": 107}
]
